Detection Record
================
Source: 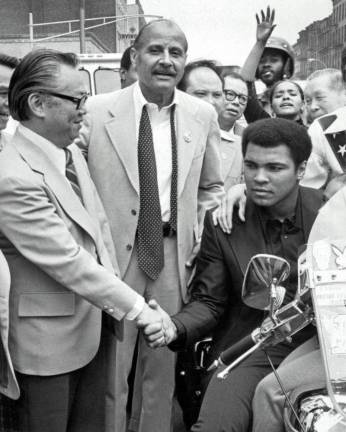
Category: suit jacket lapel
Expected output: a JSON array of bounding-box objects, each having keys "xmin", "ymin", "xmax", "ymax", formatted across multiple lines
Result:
[
  {"xmin": 14, "ymin": 133, "xmax": 98, "ymax": 242},
  {"xmin": 104, "ymin": 88, "xmax": 207, "ymax": 197},
  {"xmin": 105, "ymin": 86, "xmax": 139, "ymax": 194},
  {"xmin": 227, "ymin": 201, "xmax": 267, "ymax": 276},
  {"xmin": 176, "ymin": 95, "xmax": 199, "ymax": 196}
]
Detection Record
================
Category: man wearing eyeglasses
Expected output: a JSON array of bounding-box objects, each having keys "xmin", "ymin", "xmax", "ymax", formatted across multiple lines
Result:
[
  {"xmin": 0, "ymin": 48, "xmax": 166, "ymax": 432},
  {"xmin": 218, "ymin": 72, "xmax": 248, "ymax": 191}
]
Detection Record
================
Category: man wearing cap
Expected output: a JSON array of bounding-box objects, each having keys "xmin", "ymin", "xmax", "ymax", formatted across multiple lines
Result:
[{"xmin": 241, "ymin": 7, "xmax": 295, "ymax": 122}]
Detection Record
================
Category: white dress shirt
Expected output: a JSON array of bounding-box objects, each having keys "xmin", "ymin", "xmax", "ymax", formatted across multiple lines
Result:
[{"xmin": 302, "ymin": 107, "xmax": 346, "ymax": 189}]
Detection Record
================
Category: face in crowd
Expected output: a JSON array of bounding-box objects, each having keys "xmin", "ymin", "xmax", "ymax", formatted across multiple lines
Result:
[
  {"xmin": 131, "ymin": 20, "xmax": 187, "ymax": 104},
  {"xmin": 242, "ymin": 119, "xmax": 311, "ymax": 216},
  {"xmin": 304, "ymin": 72, "xmax": 346, "ymax": 122},
  {"xmin": 184, "ymin": 66, "xmax": 224, "ymax": 114},
  {"xmin": 270, "ymin": 81, "xmax": 304, "ymax": 121},
  {"xmin": 0, "ymin": 62, "xmax": 13, "ymax": 130},
  {"xmin": 219, "ymin": 75, "xmax": 248, "ymax": 129},
  {"xmin": 10, "ymin": 51, "xmax": 89, "ymax": 149},
  {"xmin": 41, "ymin": 65, "xmax": 88, "ymax": 148},
  {"xmin": 244, "ymin": 143, "xmax": 305, "ymax": 212},
  {"xmin": 257, "ymin": 48, "xmax": 286, "ymax": 87}
]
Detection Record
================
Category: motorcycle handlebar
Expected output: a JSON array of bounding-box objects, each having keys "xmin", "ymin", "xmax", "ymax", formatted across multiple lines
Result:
[{"xmin": 219, "ymin": 333, "xmax": 256, "ymax": 366}]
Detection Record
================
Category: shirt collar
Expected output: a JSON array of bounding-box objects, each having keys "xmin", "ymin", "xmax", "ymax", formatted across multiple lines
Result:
[
  {"xmin": 256, "ymin": 188, "xmax": 303, "ymax": 231},
  {"xmin": 322, "ymin": 106, "xmax": 346, "ymax": 134},
  {"xmin": 220, "ymin": 128, "xmax": 236, "ymax": 142},
  {"xmin": 133, "ymin": 81, "xmax": 179, "ymax": 111},
  {"xmin": 17, "ymin": 123, "xmax": 66, "ymax": 175}
]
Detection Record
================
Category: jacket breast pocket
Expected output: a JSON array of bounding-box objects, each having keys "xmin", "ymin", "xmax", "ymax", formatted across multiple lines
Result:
[{"xmin": 18, "ymin": 292, "xmax": 75, "ymax": 317}]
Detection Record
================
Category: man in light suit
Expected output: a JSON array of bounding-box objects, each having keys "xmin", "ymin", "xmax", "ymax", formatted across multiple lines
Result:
[
  {"xmin": 0, "ymin": 250, "xmax": 20, "ymax": 432},
  {"xmin": 0, "ymin": 48, "xmax": 166, "ymax": 432},
  {"xmin": 78, "ymin": 19, "xmax": 224, "ymax": 432}
]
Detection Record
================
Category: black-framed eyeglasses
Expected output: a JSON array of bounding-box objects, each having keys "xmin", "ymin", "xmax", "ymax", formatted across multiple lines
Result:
[
  {"xmin": 224, "ymin": 90, "xmax": 248, "ymax": 106},
  {"xmin": 43, "ymin": 91, "xmax": 89, "ymax": 110}
]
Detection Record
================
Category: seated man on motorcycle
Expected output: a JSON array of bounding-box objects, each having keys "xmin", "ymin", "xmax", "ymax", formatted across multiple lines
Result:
[
  {"xmin": 251, "ymin": 177, "xmax": 346, "ymax": 432},
  {"xmin": 145, "ymin": 118, "xmax": 324, "ymax": 432}
]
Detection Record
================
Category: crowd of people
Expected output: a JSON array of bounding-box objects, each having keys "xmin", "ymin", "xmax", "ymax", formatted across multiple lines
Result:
[{"xmin": 0, "ymin": 6, "xmax": 346, "ymax": 432}]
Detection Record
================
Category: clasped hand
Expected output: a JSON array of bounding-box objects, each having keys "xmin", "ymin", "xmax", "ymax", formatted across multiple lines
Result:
[{"xmin": 136, "ymin": 299, "xmax": 177, "ymax": 348}]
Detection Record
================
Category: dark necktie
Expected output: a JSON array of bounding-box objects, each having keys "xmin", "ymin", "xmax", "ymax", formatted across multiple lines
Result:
[
  {"xmin": 65, "ymin": 148, "xmax": 83, "ymax": 203},
  {"xmin": 169, "ymin": 105, "xmax": 178, "ymax": 233},
  {"xmin": 137, "ymin": 106, "xmax": 164, "ymax": 280}
]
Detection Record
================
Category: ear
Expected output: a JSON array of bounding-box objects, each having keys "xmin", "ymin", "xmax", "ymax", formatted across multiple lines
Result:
[
  {"xmin": 130, "ymin": 46, "xmax": 138, "ymax": 69},
  {"xmin": 27, "ymin": 93, "xmax": 46, "ymax": 119},
  {"xmin": 296, "ymin": 160, "xmax": 307, "ymax": 181},
  {"xmin": 119, "ymin": 68, "xmax": 126, "ymax": 82}
]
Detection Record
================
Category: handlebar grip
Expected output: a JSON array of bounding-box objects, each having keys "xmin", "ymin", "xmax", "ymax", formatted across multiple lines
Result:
[{"xmin": 219, "ymin": 333, "xmax": 255, "ymax": 366}]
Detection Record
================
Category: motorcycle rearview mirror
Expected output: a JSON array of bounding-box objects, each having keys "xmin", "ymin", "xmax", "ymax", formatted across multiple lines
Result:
[{"xmin": 242, "ymin": 254, "xmax": 290, "ymax": 314}]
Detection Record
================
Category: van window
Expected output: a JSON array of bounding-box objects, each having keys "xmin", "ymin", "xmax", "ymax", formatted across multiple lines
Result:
[
  {"xmin": 79, "ymin": 68, "xmax": 92, "ymax": 95},
  {"xmin": 94, "ymin": 69, "xmax": 121, "ymax": 94}
]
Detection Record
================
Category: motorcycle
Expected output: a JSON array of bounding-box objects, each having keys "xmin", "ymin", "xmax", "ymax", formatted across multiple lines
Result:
[
  {"xmin": 284, "ymin": 239, "xmax": 346, "ymax": 432},
  {"xmin": 209, "ymin": 247, "xmax": 346, "ymax": 432}
]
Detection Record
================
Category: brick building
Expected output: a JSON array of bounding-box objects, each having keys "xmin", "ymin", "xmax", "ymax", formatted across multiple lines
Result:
[{"xmin": 294, "ymin": 0, "xmax": 346, "ymax": 78}]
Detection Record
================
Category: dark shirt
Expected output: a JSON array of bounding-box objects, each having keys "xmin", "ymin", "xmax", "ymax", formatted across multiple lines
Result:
[
  {"xmin": 244, "ymin": 82, "xmax": 271, "ymax": 124},
  {"xmin": 257, "ymin": 192, "xmax": 304, "ymax": 303}
]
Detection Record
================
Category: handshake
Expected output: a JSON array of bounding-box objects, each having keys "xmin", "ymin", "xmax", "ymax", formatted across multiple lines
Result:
[{"xmin": 135, "ymin": 299, "xmax": 178, "ymax": 348}]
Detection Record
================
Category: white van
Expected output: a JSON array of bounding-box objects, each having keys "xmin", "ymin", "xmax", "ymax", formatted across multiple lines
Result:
[{"xmin": 78, "ymin": 53, "xmax": 122, "ymax": 95}]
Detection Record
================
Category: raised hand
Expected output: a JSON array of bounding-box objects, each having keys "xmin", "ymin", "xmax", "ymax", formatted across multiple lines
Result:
[{"xmin": 256, "ymin": 6, "xmax": 276, "ymax": 44}]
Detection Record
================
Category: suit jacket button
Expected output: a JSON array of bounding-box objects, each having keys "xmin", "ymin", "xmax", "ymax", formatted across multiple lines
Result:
[
  {"xmin": 126, "ymin": 244, "xmax": 132, "ymax": 251},
  {"xmin": 131, "ymin": 209, "xmax": 137, "ymax": 215},
  {"xmin": 108, "ymin": 308, "xmax": 114, "ymax": 313}
]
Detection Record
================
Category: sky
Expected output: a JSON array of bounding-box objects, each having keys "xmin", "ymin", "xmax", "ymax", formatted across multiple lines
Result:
[{"xmin": 140, "ymin": 0, "xmax": 333, "ymax": 66}]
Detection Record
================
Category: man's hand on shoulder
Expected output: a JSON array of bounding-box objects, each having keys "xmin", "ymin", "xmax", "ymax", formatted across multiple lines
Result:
[{"xmin": 212, "ymin": 183, "xmax": 247, "ymax": 234}]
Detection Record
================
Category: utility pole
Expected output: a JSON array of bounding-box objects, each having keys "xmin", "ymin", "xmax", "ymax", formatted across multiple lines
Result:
[{"xmin": 79, "ymin": 0, "xmax": 86, "ymax": 53}]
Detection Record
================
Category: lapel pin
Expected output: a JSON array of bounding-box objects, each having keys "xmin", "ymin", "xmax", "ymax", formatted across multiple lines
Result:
[{"xmin": 183, "ymin": 132, "xmax": 192, "ymax": 143}]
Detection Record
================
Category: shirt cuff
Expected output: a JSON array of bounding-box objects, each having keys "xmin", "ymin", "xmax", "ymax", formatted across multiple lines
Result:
[{"xmin": 125, "ymin": 295, "xmax": 145, "ymax": 321}]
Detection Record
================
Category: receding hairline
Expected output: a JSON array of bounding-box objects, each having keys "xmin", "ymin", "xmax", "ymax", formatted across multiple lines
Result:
[
  {"xmin": 133, "ymin": 19, "xmax": 188, "ymax": 52},
  {"xmin": 306, "ymin": 68, "xmax": 344, "ymax": 91}
]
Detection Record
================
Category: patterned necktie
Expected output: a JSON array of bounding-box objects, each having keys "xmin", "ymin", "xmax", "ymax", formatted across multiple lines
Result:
[
  {"xmin": 65, "ymin": 148, "xmax": 83, "ymax": 203},
  {"xmin": 137, "ymin": 106, "xmax": 164, "ymax": 280},
  {"xmin": 169, "ymin": 105, "xmax": 178, "ymax": 233}
]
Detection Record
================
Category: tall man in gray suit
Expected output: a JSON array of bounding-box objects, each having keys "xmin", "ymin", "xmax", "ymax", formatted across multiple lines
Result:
[
  {"xmin": 0, "ymin": 49, "xmax": 165, "ymax": 432},
  {"xmin": 78, "ymin": 19, "xmax": 224, "ymax": 432}
]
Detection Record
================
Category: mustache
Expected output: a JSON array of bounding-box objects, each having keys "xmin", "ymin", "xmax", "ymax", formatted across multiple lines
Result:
[{"xmin": 153, "ymin": 69, "xmax": 176, "ymax": 76}]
